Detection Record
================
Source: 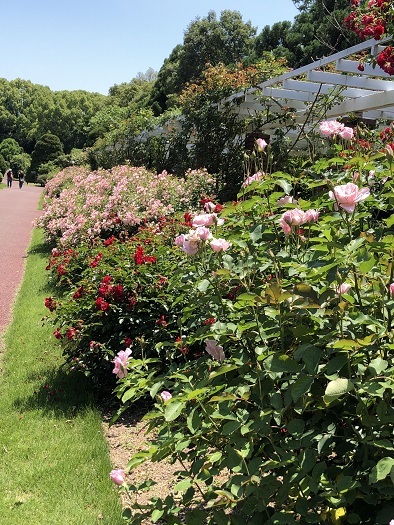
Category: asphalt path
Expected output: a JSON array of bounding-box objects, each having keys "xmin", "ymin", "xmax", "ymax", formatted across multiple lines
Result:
[{"xmin": 0, "ymin": 181, "xmax": 43, "ymax": 333}]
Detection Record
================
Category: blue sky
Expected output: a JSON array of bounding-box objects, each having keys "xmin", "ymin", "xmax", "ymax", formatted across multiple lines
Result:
[{"xmin": 2, "ymin": 0, "xmax": 299, "ymax": 95}]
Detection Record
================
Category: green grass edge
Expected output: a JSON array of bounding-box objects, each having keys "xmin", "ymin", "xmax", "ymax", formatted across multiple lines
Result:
[{"xmin": 0, "ymin": 228, "xmax": 123, "ymax": 525}]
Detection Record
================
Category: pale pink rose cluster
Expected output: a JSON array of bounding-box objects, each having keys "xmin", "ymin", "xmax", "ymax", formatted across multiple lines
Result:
[
  {"xmin": 175, "ymin": 212, "xmax": 231, "ymax": 256},
  {"xmin": 328, "ymin": 182, "xmax": 370, "ymax": 213},
  {"xmin": 192, "ymin": 213, "xmax": 224, "ymax": 228},
  {"xmin": 112, "ymin": 348, "xmax": 132, "ymax": 379},
  {"xmin": 319, "ymin": 120, "xmax": 354, "ymax": 140},
  {"xmin": 37, "ymin": 166, "xmax": 217, "ymax": 247},
  {"xmin": 242, "ymin": 171, "xmax": 264, "ymax": 187},
  {"xmin": 279, "ymin": 208, "xmax": 319, "ymax": 235},
  {"xmin": 390, "ymin": 283, "xmax": 394, "ymax": 297}
]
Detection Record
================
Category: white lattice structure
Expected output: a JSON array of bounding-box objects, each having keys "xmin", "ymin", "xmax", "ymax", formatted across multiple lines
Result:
[
  {"xmin": 139, "ymin": 37, "xmax": 394, "ymax": 145},
  {"xmin": 225, "ymin": 37, "xmax": 394, "ymax": 138}
]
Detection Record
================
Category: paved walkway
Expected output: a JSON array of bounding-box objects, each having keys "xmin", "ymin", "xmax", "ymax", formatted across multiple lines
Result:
[{"xmin": 0, "ymin": 182, "xmax": 43, "ymax": 333}]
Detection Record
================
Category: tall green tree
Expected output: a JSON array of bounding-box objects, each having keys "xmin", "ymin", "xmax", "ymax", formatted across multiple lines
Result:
[
  {"xmin": 149, "ymin": 11, "xmax": 257, "ymax": 114},
  {"xmin": 28, "ymin": 133, "xmax": 63, "ymax": 181},
  {"xmin": 148, "ymin": 45, "xmax": 184, "ymax": 115},
  {"xmin": 0, "ymin": 138, "xmax": 23, "ymax": 163},
  {"xmin": 178, "ymin": 10, "xmax": 257, "ymax": 87},
  {"xmin": 257, "ymin": 0, "xmax": 357, "ymax": 68},
  {"xmin": 108, "ymin": 68, "xmax": 157, "ymax": 109}
]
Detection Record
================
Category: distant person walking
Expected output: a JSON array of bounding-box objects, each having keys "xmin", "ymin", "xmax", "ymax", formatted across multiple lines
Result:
[
  {"xmin": 18, "ymin": 171, "xmax": 25, "ymax": 189},
  {"xmin": 6, "ymin": 169, "xmax": 13, "ymax": 188}
]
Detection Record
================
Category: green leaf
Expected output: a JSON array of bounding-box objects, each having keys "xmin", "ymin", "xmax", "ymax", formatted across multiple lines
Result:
[
  {"xmin": 197, "ymin": 279, "xmax": 210, "ymax": 292},
  {"xmin": 369, "ymin": 457, "xmax": 394, "ymax": 484},
  {"xmin": 174, "ymin": 478, "xmax": 192, "ymax": 492},
  {"xmin": 209, "ymin": 364, "xmax": 238, "ymax": 379},
  {"xmin": 294, "ymin": 344, "xmax": 322, "ymax": 374},
  {"xmin": 368, "ymin": 357, "xmax": 388, "ymax": 375},
  {"xmin": 276, "ymin": 179, "xmax": 292, "ymax": 194},
  {"xmin": 291, "ymin": 375, "xmax": 314, "ymax": 402},
  {"xmin": 266, "ymin": 354, "xmax": 300, "ymax": 373},
  {"xmin": 127, "ymin": 450, "xmax": 153, "ymax": 470},
  {"xmin": 151, "ymin": 509, "xmax": 164, "ymax": 522},
  {"xmin": 250, "ymin": 224, "xmax": 263, "ymax": 241},
  {"xmin": 222, "ymin": 420, "xmax": 241, "ymax": 435},
  {"xmin": 332, "ymin": 339, "xmax": 360, "ymax": 350},
  {"xmin": 324, "ymin": 378, "xmax": 354, "ymax": 403},
  {"xmin": 359, "ymin": 256, "xmax": 375, "ymax": 274},
  {"xmin": 384, "ymin": 213, "xmax": 394, "ymax": 227},
  {"xmin": 236, "ymin": 292, "xmax": 260, "ymax": 304},
  {"xmin": 164, "ymin": 400, "xmax": 185, "ymax": 422},
  {"xmin": 286, "ymin": 418, "xmax": 305, "ymax": 436},
  {"xmin": 187, "ymin": 408, "xmax": 202, "ymax": 434}
]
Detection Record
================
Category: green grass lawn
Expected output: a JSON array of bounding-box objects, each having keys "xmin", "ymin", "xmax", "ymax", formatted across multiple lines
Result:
[{"xmin": 0, "ymin": 229, "xmax": 123, "ymax": 524}]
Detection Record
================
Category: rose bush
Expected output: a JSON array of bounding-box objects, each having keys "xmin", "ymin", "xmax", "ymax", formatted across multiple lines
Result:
[
  {"xmin": 39, "ymin": 118, "xmax": 394, "ymax": 522},
  {"xmin": 37, "ymin": 165, "xmax": 217, "ymax": 247},
  {"xmin": 108, "ymin": 125, "xmax": 393, "ymax": 524}
]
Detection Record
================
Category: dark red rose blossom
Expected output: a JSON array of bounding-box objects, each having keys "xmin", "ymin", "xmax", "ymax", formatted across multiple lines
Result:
[
  {"xmin": 45, "ymin": 297, "xmax": 57, "ymax": 312},
  {"xmin": 134, "ymin": 245, "xmax": 145, "ymax": 265},
  {"xmin": 156, "ymin": 315, "xmax": 167, "ymax": 327},
  {"xmin": 73, "ymin": 286, "xmax": 84, "ymax": 299},
  {"xmin": 184, "ymin": 212, "xmax": 193, "ymax": 227},
  {"xmin": 95, "ymin": 297, "xmax": 110, "ymax": 311},
  {"xmin": 90, "ymin": 252, "xmax": 103, "ymax": 268},
  {"xmin": 103, "ymin": 236, "xmax": 116, "ymax": 246},
  {"xmin": 111, "ymin": 284, "xmax": 124, "ymax": 302},
  {"xmin": 66, "ymin": 327, "xmax": 77, "ymax": 340},
  {"xmin": 57, "ymin": 264, "xmax": 67, "ymax": 276},
  {"xmin": 54, "ymin": 328, "xmax": 62, "ymax": 340},
  {"xmin": 134, "ymin": 245, "xmax": 156, "ymax": 265}
]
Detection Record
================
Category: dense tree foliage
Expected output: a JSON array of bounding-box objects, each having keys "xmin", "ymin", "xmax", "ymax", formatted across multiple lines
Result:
[
  {"xmin": 261, "ymin": 0, "xmax": 356, "ymax": 67},
  {"xmin": 28, "ymin": 133, "xmax": 64, "ymax": 182},
  {"xmin": 0, "ymin": 2, "xmax": 359, "ymax": 180},
  {"xmin": 0, "ymin": 78, "xmax": 106, "ymax": 154}
]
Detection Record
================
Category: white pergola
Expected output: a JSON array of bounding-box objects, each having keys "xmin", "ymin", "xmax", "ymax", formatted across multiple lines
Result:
[
  {"xmin": 139, "ymin": 37, "xmax": 394, "ymax": 145},
  {"xmin": 225, "ymin": 37, "xmax": 394, "ymax": 137}
]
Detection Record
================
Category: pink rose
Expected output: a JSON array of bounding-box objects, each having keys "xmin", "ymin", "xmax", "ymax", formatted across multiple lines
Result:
[
  {"xmin": 174, "ymin": 234, "xmax": 185, "ymax": 247},
  {"xmin": 336, "ymin": 283, "xmax": 351, "ymax": 295},
  {"xmin": 304, "ymin": 209, "xmax": 319, "ymax": 223},
  {"xmin": 210, "ymin": 238, "xmax": 232, "ymax": 252},
  {"xmin": 204, "ymin": 201, "xmax": 216, "ymax": 212},
  {"xmin": 328, "ymin": 183, "xmax": 370, "ymax": 213},
  {"xmin": 385, "ymin": 144, "xmax": 393, "ymax": 160},
  {"xmin": 242, "ymin": 171, "xmax": 264, "ymax": 187},
  {"xmin": 181, "ymin": 239, "xmax": 200, "ymax": 256},
  {"xmin": 112, "ymin": 348, "xmax": 132, "ymax": 379},
  {"xmin": 192, "ymin": 213, "xmax": 217, "ymax": 227},
  {"xmin": 281, "ymin": 208, "xmax": 306, "ymax": 226},
  {"xmin": 390, "ymin": 283, "xmax": 394, "ymax": 297},
  {"xmin": 279, "ymin": 217, "xmax": 292, "ymax": 235},
  {"xmin": 256, "ymin": 138, "xmax": 268, "ymax": 151},
  {"xmin": 205, "ymin": 340, "xmax": 225, "ymax": 362},
  {"xmin": 110, "ymin": 469, "xmax": 125, "ymax": 485},
  {"xmin": 160, "ymin": 390, "xmax": 172, "ymax": 401},
  {"xmin": 338, "ymin": 126, "xmax": 354, "ymax": 140},
  {"xmin": 319, "ymin": 120, "xmax": 344, "ymax": 138},
  {"xmin": 276, "ymin": 195, "xmax": 298, "ymax": 207},
  {"xmin": 194, "ymin": 226, "xmax": 212, "ymax": 241}
]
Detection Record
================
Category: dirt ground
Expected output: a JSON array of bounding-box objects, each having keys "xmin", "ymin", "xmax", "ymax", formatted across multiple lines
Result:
[{"xmin": 102, "ymin": 406, "xmax": 182, "ymax": 514}]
